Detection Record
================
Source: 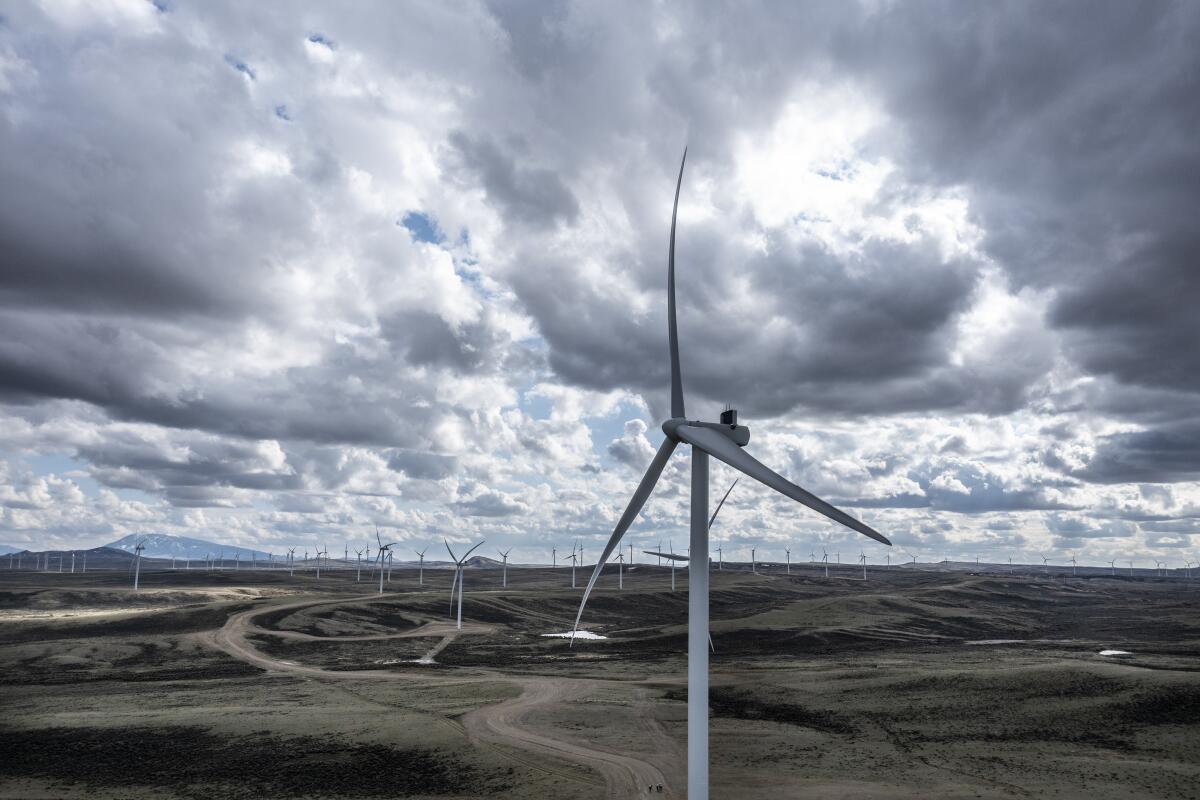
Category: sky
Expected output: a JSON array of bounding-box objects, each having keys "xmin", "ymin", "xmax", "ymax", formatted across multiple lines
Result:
[{"xmin": 1, "ymin": 1, "xmax": 1198, "ymax": 566}]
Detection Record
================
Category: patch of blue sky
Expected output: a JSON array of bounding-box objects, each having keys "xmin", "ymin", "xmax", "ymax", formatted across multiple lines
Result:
[
  {"xmin": 400, "ymin": 210, "xmax": 444, "ymax": 244},
  {"xmin": 17, "ymin": 452, "xmax": 103, "ymax": 498},
  {"xmin": 307, "ymin": 33, "xmax": 335, "ymax": 49},
  {"xmin": 224, "ymin": 54, "xmax": 256, "ymax": 80}
]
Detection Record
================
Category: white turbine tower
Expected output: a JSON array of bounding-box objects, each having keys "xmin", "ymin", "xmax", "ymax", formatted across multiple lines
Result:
[
  {"xmin": 1109, "ymin": 559, "xmax": 1117, "ymax": 577},
  {"xmin": 375, "ymin": 530, "xmax": 396, "ymax": 595},
  {"xmin": 571, "ymin": 150, "xmax": 890, "ymax": 800},
  {"xmin": 287, "ymin": 547, "xmax": 296, "ymax": 577},
  {"xmin": 568, "ymin": 545, "xmax": 580, "ymax": 589},
  {"xmin": 314, "ymin": 545, "xmax": 327, "ymax": 580},
  {"xmin": 354, "ymin": 548, "xmax": 364, "ymax": 582},
  {"xmin": 498, "ymin": 548, "xmax": 512, "ymax": 588},
  {"xmin": 415, "ymin": 547, "xmax": 427, "ymax": 586},
  {"xmin": 785, "ymin": 547, "xmax": 791, "ymax": 575},
  {"xmin": 616, "ymin": 551, "xmax": 625, "ymax": 589},
  {"xmin": 1070, "ymin": 553, "xmax": 1078, "ymax": 576},
  {"xmin": 751, "ymin": 547, "xmax": 756, "ymax": 575},
  {"xmin": 446, "ymin": 539, "xmax": 485, "ymax": 630},
  {"xmin": 132, "ymin": 539, "xmax": 145, "ymax": 591},
  {"xmin": 859, "ymin": 551, "xmax": 867, "ymax": 580},
  {"xmin": 822, "ymin": 549, "xmax": 830, "ymax": 578}
]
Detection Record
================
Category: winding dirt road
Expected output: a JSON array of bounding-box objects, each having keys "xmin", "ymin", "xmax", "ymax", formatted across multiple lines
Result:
[{"xmin": 198, "ymin": 595, "xmax": 678, "ymax": 798}]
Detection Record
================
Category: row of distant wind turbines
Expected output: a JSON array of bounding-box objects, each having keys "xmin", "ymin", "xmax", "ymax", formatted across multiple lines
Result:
[{"xmin": 8, "ymin": 534, "xmax": 1196, "ymax": 586}]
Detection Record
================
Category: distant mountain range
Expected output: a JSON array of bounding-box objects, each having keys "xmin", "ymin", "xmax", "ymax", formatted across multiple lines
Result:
[
  {"xmin": 0, "ymin": 544, "xmax": 21, "ymax": 555},
  {"xmin": 106, "ymin": 533, "xmax": 274, "ymax": 561}
]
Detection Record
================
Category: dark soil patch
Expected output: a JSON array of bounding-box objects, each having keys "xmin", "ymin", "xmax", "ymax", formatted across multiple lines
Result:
[
  {"xmin": 664, "ymin": 687, "xmax": 857, "ymax": 736},
  {"xmin": 0, "ymin": 724, "xmax": 509, "ymax": 798}
]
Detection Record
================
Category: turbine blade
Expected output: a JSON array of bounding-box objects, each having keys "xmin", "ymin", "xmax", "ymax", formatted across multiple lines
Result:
[
  {"xmin": 449, "ymin": 567, "xmax": 459, "ymax": 608},
  {"xmin": 675, "ymin": 425, "xmax": 890, "ymax": 546},
  {"xmin": 643, "ymin": 550, "xmax": 690, "ymax": 562},
  {"xmin": 668, "ymin": 148, "xmax": 687, "ymax": 420},
  {"xmin": 708, "ymin": 477, "xmax": 739, "ymax": 529},
  {"xmin": 572, "ymin": 438, "xmax": 678, "ymax": 640},
  {"xmin": 444, "ymin": 539, "xmax": 459, "ymax": 563},
  {"xmin": 460, "ymin": 540, "xmax": 486, "ymax": 563}
]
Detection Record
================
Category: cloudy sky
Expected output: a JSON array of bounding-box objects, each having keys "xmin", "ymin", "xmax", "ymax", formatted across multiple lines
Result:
[{"xmin": 1, "ymin": 1, "xmax": 1198, "ymax": 565}]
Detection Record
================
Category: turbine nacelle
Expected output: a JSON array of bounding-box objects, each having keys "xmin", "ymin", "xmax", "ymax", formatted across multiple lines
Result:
[{"xmin": 663, "ymin": 416, "xmax": 750, "ymax": 447}]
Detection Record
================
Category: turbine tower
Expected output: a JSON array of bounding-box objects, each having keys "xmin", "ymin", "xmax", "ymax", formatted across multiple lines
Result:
[
  {"xmin": 446, "ymin": 539, "xmax": 485, "ymax": 630},
  {"xmin": 375, "ymin": 530, "xmax": 396, "ymax": 595},
  {"xmin": 498, "ymin": 548, "xmax": 512, "ymax": 588},
  {"xmin": 132, "ymin": 539, "xmax": 145, "ymax": 591},
  {"xmin": 571, "ymin": 150, "xmax": 890, "ymax": 800},
  {"xmin": 415, "ymin": 547, "xmax": 427, "ymax": 586}
]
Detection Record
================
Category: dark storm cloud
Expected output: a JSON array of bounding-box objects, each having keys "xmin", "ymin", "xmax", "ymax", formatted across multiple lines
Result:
[
  {"xmin": 841, "ymin": 3, "xmax": 1200, "ymax": 413},
  {"xmin": 380, "ymin": 309, "xmax": 502, "ymax": 372},
  {"xmin": 516, "ymin": 227, "xmax": 1003, "ymax": 418},
  {"xmin": 447, "ymin": 131, "xmax": 579, "ymax": 229},
  {"xmin": 1072, "ymin": 422, "xmax": 1200, "ymax": 485}
]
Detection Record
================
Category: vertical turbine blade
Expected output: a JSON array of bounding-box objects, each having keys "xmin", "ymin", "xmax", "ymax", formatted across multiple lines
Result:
[
  {"xmin": 572, "ymin": 438, "xmax": 678, "ymax": 640},
  {"xmin": 668, "ymin": 148, "xmax": 687, "ymax": 420}
]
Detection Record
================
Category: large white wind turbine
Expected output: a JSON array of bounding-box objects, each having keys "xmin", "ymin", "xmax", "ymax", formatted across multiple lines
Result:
[
  {"xmin": 572, "ymin": 150, "xmax": 890, "ymax": 800},
  {"xmin": 446, "ymin": 539, "xmax": 485, "ymax": 630}
]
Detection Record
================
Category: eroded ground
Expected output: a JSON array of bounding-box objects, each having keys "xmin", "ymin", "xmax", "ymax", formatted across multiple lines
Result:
[{"xmin": 1, "ymin": 565, "xmax": 1198, "ymax": 799}]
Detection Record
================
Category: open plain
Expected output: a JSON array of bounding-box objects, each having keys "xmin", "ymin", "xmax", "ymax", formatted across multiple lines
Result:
[{"xmin": 2, "ymin": 563, "xmax": 1198, "ymax": 799}]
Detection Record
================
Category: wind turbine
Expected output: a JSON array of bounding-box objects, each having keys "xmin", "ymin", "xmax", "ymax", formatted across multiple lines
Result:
[
  {"xmin": 314, "ymin": 545, "xmax": 327, "ymax": 580},
  {"xmin": 1070, "ymin": 553, "xmax": 1078, "ymax": 576},
  {"xmin": 415, "ymin": 547, "xmax": 427, "ymax": 586},
  {"xmin": 375, "ymin": 530, "xmax": 396, "ymax": 595},
  {"xmin": 571, "ymin": 149, "xmax": 891, "ymax": 800},
  {"xmin": 715, "ymin": 545, "xmax": 723, "ymax": 570},
  {"xmin": 132, "ymin": 539, "xmax": 145, "ymax": 591},
  {"xmin": 859, "ymin": 551, "xmax": 867, "ymax": 580},
  {"xmin": 287, "ymin": 547, "xmax": 296, "ymax": 577},
  {"xmin": 707, "ymin": 479, "xmax": 738, "ymax": 573},
  {"xmin": 1109, "ymin": 559, "xmax": 1116, "ymax": 577},
  {"xmin": 354, "ymin": 548, "xmax": 364, "ymax": 582},
  {"xmin": 616, "ymin": 551, "xmax": 625, "ymax": 589},
  {"xmin": 1041, "ymin": 554, "xmax": 1050, "ymax": 574},
  {"xmin": 785, "ymin": 547, "xmax": 791, "ymax": 575},
  {"xmin": 498, "ymin": 548, "xmax": 512, "ymax": 588},
  {"xmin": 751, "ymin": 548, "xmax": 756, "ymax": 575},
  {"xmin": 822, "ymin": 549, "xmax": 830, "ymax": 578},
  {"xmin": 568, "ymin": 543, "xmax": 580, "ymax": 589},
  {"xmin": 446, "ymin": 539, "xmax": 485, "ymax": 630}
]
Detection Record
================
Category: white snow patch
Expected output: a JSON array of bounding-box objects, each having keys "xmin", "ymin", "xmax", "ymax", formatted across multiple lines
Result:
[
  {"xmin": 1099, "ymin": 649, "xmax": 1133, "ymax": 657},
  {"xmin": 542, "ymin": 630, "xmax": 608, "ymax": 640}
]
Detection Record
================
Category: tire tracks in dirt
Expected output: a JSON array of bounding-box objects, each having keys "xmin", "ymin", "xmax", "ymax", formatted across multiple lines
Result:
[{"xmin": 198, "ymin": 594, "xmax": 676, "ymax": 798}]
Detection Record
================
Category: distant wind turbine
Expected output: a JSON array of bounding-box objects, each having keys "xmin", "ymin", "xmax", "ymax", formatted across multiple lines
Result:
[
  {"xmin": 415, "ymin": 547, "xmax": 427, "ymax": 586},
  {"xmin": 571, "ymin": 150, "xmax": 890, "ymax": 800},
  {"xmin": 132, "ymin": 539, "xmax": 145, "ymax": 591},
  {"xmin": 498, "ymin": 548, "xmax": 512, "ymax": 588},
  {"xmin": 375, "ymin": 530, "xmax": 396, "ymax": 595},
  {"xmin": 446, "ymin": 539, "xmax": 485, "ymax": 630},
  {"xmin": 859, "ymin": 551, "xmax": 867, "ymax": 580}
]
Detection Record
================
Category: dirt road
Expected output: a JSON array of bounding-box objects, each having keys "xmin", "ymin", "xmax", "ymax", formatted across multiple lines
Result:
[{"xmin": 199, "ymin": 595, "xmax": 678, "ymax": 798}]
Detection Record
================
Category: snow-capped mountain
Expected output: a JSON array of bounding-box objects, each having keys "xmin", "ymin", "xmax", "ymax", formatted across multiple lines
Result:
[{"xmin": 106, "ymin": 533, "xmax": 274, "ymax": 561}]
